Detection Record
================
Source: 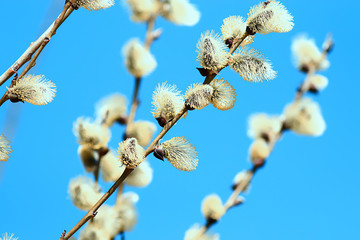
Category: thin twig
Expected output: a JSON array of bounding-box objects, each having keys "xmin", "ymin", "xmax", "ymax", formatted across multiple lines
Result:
[
  {"xmin": 0, "ymin": 2, "xmax": 74, "ymax": 87},
  {"xmin": 0, "ymin": 3, "xmax": 75, "ymax": 107},
  {"xmin": 194, "ymin": 36, "xmax": 333, "ymax": 238}
]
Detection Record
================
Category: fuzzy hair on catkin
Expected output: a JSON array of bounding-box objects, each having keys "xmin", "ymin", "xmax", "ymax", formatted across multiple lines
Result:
[
  {"xmin": 246, "ymin": 0, "xmax": 294, "ymax": 35},
  {"xmin": 209, "ymin": 78, "xmax": 236, "ymax": 110},
  {"xmin": 124, "ymin": 161, "xmax": 153, "ymax": 187},
  {"xmin": 75, "ymin": 0, "xmax": 114, "ymax": 11},
  {"xmin": 185, "ymin": 83, "xmax": 213, "ymax": 110},
  {"xmin": 115, "ymin": 192, "xmax": 139, "ymax": 232},
  {"xmin": 197, "ymin": 31, "xmax": 229, "ymax": 70},
  {"xmin": 87, "ymin": 204, "xmax": 120, "ymax": 238},
  {"xmin": 9, "ymin": 74, "xmax": 56, "ymax": 105},
  {"xmin": 249, "ymin": 138, "xmax": 271, "ymax": 162},
  {"xmin": 73, "ymin": 117, "xmax": 111, "ymax": 150},
  {"xmin": 184, "ymin": 224, "xmax": 219, "ymax": 240},
  {"xmin": 230, "ymin": 48, "xmax": 276, "ymax": 82},
  {"xmin": 77, "ymin": 145, "xmax": 97, "ymax": 172},
  {"xmin": 123, "ymin": 38, "xmax": 157, "ymax": 77},
  {"xmin": 118, "ymin": 138, "xmax": 145, "ymax": 169},
  {"xmin": 283, "ymin": 98, "xmax": 326, "ymax": 137},
  {"xmin": 68, "ymin": 176, "xmax": 103, "ymax": 211},
  {"xmin": 126, "ymin": 121, "xmax": 157, "ymax": 147},
  {"xmin": 0, "ymin": 134, "xmax": 12, "ymax": 161},
  {"xmin": 95, "ymin": 93, "xmax": 127, "ymax": 127},
  {"xmin": 160, "ymin": 137, "xmax": 198, "ymax": 171},
  {"xmin": 221, "ymin": 16, "xmax": 254, "ymax": 47},
  {"xmin": 201, "ymin": 194, "xmax": 225, "ymax": 221},
  {"xmin": 152, "ymin": 82, "xmax": 185, "ymax": 124},
  {"xmin": 126, "ymin": 0, "xmax": 158, "ymax": 22},
  {"xmin": 0, "ymin": 233, "xmax": 18, "ymax": 240},
  {"xmin": 307, "ymin": 74, "xmax": 329, "ymax": 92},
  {"xmin": 161, "ymin": 0, "xmax": 201, "ymax": 26},
  {"xmin": 79, "ymin": 224, "xmax": 112, "ymax": 240},
  {"xmin": 100, "ymin": 150, "xmax": 126, "ymax": 182},
  {"xmin": 247, "ymin": 113, "xmax": 282, "ymax": 140},
  {"xmin": 291, "ymin": 35, "xmax": 329, "ymax": 71}
]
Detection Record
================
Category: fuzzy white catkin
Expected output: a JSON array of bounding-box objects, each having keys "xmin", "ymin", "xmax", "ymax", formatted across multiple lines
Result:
[
  {"xmin": 185, "ymin": 84, "xmax": 213, "ymax": 110},
  {"xmin": 79, "ymin": 224, "xmax": 112, "ymax": 240},
  {"xmin": 124, "ymin": 161, "xmax": 153, "ymax": 187},
  {"xmin": 95, "ymin": 93, "xmax": 127, "ymax": 127},
  {"xmin": 201, "ymin": 194, "xmax": 225, "ymax": 220},
  {"xmin": 78, "ymin": 145, "xmax": 98, "ymax": 172},
  {"xmin": 68, "ymin": 176, "xmax": 103, "ymax": 211},
  {"xmin": 230, "ymin": 48, "xmax": 276, "ymax": 82},
  {"xmin": 8, "ymin": 74, "xmax": 56, "ymax": 105},
  {"xmin": 291, "ymin": 35, "xmax": 330, "ymax": 71},
  {"xmin": 73, "ymin": 117, "xmax": 111, "ymax": 150},
  {"xmin": 307, "ymin": 74, "xmax": 329, "ymax": 92},
  {"xmin": 118, "ymin": 138, "xmax": 145, "ymax": 169},
  {"xmin": 160, "ymin": 137, "xmax": 198, "ymax": 171},
  {"xmin": 197, "ymin": 31, "xmax": 228, "ymax": 70},
  {"xmin": 246, "ymin": 0, "xmax": 294, "ymax": 35},
  {"xmin": 152, "ymin": 82, "xmax": 185, "ymax": 125},
  {"xmin": 123, "ymin": 38, "xmax": 157, "ymax": 77},
  {"xmin": 126, "ymin": 0, "xmax": 158, "ymax": 22},
  {"xmin": 0, "ymin": 233, "xmax": 18, "ymax": 240},
  {"xmin": 126, "ymin": 121, "xmax": 157, "ymax": 147},
  {"xmin": 233, "ymin": 171, "xmax": 251, "ymax": 193},
  {"xmin": 100, "ymin": 150, "xmax": 126, "ymax": 182},
  {"xmin": 0, "ymin": 134, "xmax": 12, "ymax": 161},
  {"xmin": 209, "ymin": 78, "xmax": 237, "ymax": 111},
  {"xmin": 75, "ymin": 0, "xmax": 114, "ymax": 11},
  {"xmin": 115, "ymin": 192, "xmax": 139, "ymax": 232},
  {"xmin": 221, "ymin": 16, "xmax": 254, "ymax": 47},
  {"xmin": 283, "ymin": 98, "xmax": 326, "ymax": 136},
  {"xmin": 184, "ymin": 224, "xmax": 219, "ymax": 240},
  {"xmin": 161, "ymin": 0, "xmax": 200, "ymax": 26},
  {"xmin": 247, "ymin": 113, "xmax": 282, "ymax": 140},
  {"xmin": 88, "ymin": 205, "xmax": 120, "ymax": 238},
  {"xmin": 249, "ymin": 139, "xmax": 270, "ymax": 163}
]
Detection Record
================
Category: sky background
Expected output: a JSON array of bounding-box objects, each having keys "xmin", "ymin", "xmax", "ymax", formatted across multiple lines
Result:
[{"xmin": 0, "ymin": 0, "xmax": 359, "ymax": 239}]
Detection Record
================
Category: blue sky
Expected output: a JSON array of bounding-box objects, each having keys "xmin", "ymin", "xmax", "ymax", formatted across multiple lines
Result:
[{"xmin": 0, "ymin": 0, "xmax": 359, "ymax": 239}]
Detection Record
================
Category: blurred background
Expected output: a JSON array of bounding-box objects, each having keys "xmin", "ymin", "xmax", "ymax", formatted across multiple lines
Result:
[{"xmin": 0, "ymin": 0, "xmax": 359, "ymax": 239}]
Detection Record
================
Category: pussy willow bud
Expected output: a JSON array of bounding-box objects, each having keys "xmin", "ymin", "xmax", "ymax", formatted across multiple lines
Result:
[
  {"xmin": 161, "ymin": 0, "xmax": 200, "ymax": 26},
  {"xmin": 8, "ymin": 74, "xmax": 56, "ymax": 106},
  {"xmin": 283, "ymin": 98, "xmax": 326, "ymax": 136},
  {"xmin": 0, "ymin": 134, "xmax": 12, "ymax": 161},
  {"xmin": 75, "ymin": 0, "xmax": 114, "ymax": 11},
  {"xmin": 126, "ymin": 121, "xmax": 157, "ymax": 147},
  {"xmin": 124, "ymin": 161, "xmax": 153, "ymax": 187},
  {"xmin": 307, "ymin": 74, "xmax": 329, "ymax": 93},
  {"xmin": 246, "ymin": 0, "xmax": 294, "ymax": 35},
  {"xmin": 125, "ymin": 0, "xmax": 158, "ymax": 22},
  {"xmin": 184, "ymin": 224, "xmax": 219, "ymax": 240},
  {"xmin": 201, "ymin": 194, "xmax": 225, "ymax": 221},
  {"xmin": 247, "ymin": 113, "xmax": 282, "ymax": 141},
  {"xmin": 100, "ymin": 150, "xmax": 126, "ymax": 182},
  {"xmin": 78, "ymin": 145, "xmax": 97, "ymax": 172},
  {"xmin": 156, "ymin": 137, "xmax": 198, "ymax": 171},
  {"xmin": 197, "ymin": 31, "xmax": 228, "ymax": 70},
  {"xmin": 230, "ymin": 48, "xmax": 276, "ymax": 82},
  {"xmin": 221, "ymin": 16, "xmax": 254, "ymax": 48},
  {"xmin": 95, "ymin": 93, "xmax": 127, "ymax": 127},
  {"xmin": 117, "ymin": 138, "xmax": 145, "ymax": 169},
  {"xmin": 185, "ymin": 83, "xmax": 213, "ymax": 110},
  {"xmin": 151, "ymin": 82, "xmax": 185, "ymax": 127},
  {"xmin": 249, "ymin": 139, "xmax": 270, "ymax": 167},
  {"xmin": 209, "ymin": 78, "xmax": 237, "ymax": 110},
  {"xmin": 73, "ymin": 117, "xmax": 111, "ymax": 150}
]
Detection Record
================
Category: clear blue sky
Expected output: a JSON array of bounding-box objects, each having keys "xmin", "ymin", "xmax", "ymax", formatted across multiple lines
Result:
[{"xmin": 0, "ymin": 0, "xmax": 359, "ymax": 239}]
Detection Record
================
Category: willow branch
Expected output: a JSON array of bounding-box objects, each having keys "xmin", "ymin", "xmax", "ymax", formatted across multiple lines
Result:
[
  {"xmin": 61, "ymin": 168, "xmax": 133, "ymax": 240},
  {"xmin": 61, "ymin": 106, "xmax": 188, "ymax": 239},
  {"xmin": 0, "ymin": 3, "xmax": 75, "ymax": 107},
  {"xmin": 0, "ymin": 1, "xmax": 74, "ymax": 87},
  {"xmin": 203, "ymin": 32, "xmax": 250, "ymax": 84},
  {"xmin": 124, "ymin": 14, "xmax": 158, "ymax": 135}
]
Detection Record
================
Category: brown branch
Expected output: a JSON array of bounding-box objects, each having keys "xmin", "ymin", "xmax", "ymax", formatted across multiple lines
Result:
[
  {"xmin": 0, "ymin": 2, "xmax": 74, "ymax": 87},
  {"xmin": 0, "ymin": 2, "xmax": 75, "ymax": 107},
  {"xmin": 62, "ymin": 168, "xmax": 134, "ymax": 240}
]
